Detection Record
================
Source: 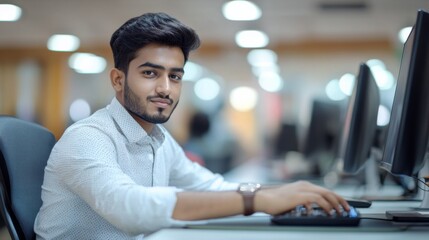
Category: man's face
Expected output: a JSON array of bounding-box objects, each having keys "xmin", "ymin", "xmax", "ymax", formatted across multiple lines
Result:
[{"xmin": 121, "ymin": 44, "xmax": 185, "ymax": 126}]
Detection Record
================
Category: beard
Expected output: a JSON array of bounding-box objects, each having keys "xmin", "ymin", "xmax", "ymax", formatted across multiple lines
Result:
[{"xmin": 123, "ymin": 78, "xmax": 178, "ymax": 124}]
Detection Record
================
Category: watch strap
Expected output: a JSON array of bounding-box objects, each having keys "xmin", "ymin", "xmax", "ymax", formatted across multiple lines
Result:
[
  {"xmin": 237, "ymin": 183, "xmax": 261, "ymax": 216},
  {"xmin": 242, "ymin": 193, "xmax": 255, "ymax": 216}
]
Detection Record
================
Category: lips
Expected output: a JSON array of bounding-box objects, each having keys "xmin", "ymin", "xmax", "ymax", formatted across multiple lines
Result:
[{"xmin": 149, "ymin": 97, "xmax": 173, "ymax": 108}]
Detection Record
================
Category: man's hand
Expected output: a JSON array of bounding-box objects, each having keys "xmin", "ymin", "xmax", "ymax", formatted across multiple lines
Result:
[{"xmin": 254, "ymin": 181, "xmax": 350, "ymax": 215}]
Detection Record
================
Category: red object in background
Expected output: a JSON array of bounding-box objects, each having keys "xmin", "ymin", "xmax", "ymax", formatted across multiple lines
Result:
[{"xmin": 184, "ymin": 151, "xmax": 205, "ymax": 166}]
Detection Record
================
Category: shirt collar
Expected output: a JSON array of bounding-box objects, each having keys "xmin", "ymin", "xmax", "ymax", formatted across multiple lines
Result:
[{"xmin": 107, "ymin": 97, "xmax": 165, "ymax": 146}]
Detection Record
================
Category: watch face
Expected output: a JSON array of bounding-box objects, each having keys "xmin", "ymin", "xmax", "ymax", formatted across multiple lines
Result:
[{"xmin": 239, "ymin": 183, "xmax": 261, "ymax": 192}]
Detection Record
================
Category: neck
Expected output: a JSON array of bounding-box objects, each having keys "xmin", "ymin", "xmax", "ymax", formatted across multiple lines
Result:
[{"xmin": 127, "ymin": 109, "xmax": 154, "ymax": 134}]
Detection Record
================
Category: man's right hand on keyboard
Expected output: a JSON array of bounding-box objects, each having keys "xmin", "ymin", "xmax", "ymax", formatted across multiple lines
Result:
[{"xmin": 254, "ymin": 180, "xmax": 350, "ymax": 216}]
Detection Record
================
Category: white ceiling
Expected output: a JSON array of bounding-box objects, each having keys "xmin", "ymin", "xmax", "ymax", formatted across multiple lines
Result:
[{"xmin": 0, "ymin": 0, "xmax": 428, "ymax": 48}]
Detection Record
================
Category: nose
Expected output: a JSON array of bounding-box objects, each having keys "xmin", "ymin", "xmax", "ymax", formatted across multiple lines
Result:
[{"xmin": 155, "ymin": 75, "xmax": 171, "ymax": 97}]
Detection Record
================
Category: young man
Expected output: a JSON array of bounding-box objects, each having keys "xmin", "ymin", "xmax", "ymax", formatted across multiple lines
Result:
[{"xmin": 34, "ymin": 12, "xmax": 349, "ymax": 239}]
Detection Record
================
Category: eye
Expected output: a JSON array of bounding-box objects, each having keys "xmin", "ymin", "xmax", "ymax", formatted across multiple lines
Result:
[
  {"xmin": 170, "ymin": 73, "xmax": 183, "ymax": 81},
  {"xmin": 142, "ymin": 70, "xmax": 157, "ymax": 78}
]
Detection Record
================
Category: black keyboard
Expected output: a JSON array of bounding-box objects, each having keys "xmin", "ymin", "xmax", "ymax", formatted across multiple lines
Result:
[{"xmin": 271, "ymin": 205, "xmax": 361, "ymax": 226}]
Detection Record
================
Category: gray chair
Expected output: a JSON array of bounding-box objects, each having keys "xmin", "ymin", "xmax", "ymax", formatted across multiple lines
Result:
[{"xmin": 0, "ymin": 116, "xmax": 56, "ymax": 240}]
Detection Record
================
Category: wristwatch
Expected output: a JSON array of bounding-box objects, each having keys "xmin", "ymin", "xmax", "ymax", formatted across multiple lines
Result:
[{"xmin": 237, "ymin": 183, "xmax": 262, "ymax": 216}]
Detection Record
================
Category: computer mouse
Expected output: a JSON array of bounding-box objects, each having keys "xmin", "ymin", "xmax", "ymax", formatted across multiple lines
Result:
[{"xmin": 345, "ymin": 198, "xmax": 372, "ymax": 208}]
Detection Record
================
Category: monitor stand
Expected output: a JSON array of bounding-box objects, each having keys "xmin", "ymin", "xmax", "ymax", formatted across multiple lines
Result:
[
  {"xmin": 358, "ymin": 148, "xmax": 398, "ymax": 200},
  {"xmin": 362, "ymin": 152, "xmax": 381, "ymax": 197},
  {"xmin": 417, "ymin": 153, "xmax": 429, "ymax": 209},
  {"xmin": 361, "ymin": 148, "xmax": 415, "ymax": 201},
  {"xmin": 419, "ymin": 177, "xmax": 429, "ymax": 209},
  {"xmin": 385, "ymin": 178, "xmax": 429, "ymax": 222},
  {"xmin": 385, "ymin": 159, "xmax": 429, "ymax": 222},
  {"xmin": 412, "ymin": 154, "xmax": 429, "ymax": 209}
]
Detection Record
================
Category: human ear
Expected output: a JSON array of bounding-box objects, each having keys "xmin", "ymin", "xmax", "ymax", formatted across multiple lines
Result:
[{"xmin": 110, "ymin": 68, "xmax": 125, "ymax": 92}]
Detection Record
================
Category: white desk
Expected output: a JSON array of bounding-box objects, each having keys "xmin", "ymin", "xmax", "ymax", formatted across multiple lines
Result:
[
  {"xmin": 146, "ymin": 228, "xmax": 428, "ymax": 240},
  {"xmin": 146, "ymin": 201, "xmax": 429, "ymax": 240}
]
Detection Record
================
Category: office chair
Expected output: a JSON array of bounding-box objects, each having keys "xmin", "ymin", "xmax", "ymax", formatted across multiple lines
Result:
[{"xmin": 0, "ymin": 116, "xmax": 56, "ymax": 240}]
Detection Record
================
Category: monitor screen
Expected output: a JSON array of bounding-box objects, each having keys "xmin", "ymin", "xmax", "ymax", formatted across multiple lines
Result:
[
  {"xmin": 380, "ymin": 9, "xmax": 429, "ymax": 177},
  {"xmin": 338, "ymin": 63, "xmax": 380, "ymax": 174}
]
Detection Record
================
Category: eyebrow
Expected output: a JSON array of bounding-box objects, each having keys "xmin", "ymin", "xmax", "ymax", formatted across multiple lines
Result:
[{"xmin": 138, "ymin": 62, "xmax": 184, "ymax": 73}]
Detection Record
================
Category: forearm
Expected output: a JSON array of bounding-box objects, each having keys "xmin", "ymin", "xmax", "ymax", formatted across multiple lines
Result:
[
  {"xmin": 172, "ymin": 181, "xmax": 350, "ymax": 221},
  {"xmin": 173, "ymin": 191, "xmax": 243, "ymax": 220}
]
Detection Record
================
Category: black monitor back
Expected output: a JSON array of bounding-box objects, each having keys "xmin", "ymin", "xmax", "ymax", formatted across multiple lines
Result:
[
  {"xmin": 303, "ymin": 99, "xmax": 343, "ymax": 174},
  {"xmin": 381, "ymin": 9, "xmax": 429, "ymax": 176},
  {"xmin": 339, "ymin": 63, "xmax": 380, "ymax": 174}
]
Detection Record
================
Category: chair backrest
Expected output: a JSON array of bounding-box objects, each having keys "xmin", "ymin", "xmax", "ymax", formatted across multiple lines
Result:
[{"xmin": 0, "ymin": 116, "xmax": 56, "ymax": 240}]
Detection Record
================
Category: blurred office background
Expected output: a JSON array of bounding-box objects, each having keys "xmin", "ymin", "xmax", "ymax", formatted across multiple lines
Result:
[{"xmin": 0, "ymin": 0, "xmax": 428, "ymax": 180}]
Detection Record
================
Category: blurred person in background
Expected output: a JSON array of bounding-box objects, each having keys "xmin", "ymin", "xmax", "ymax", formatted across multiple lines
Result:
[{"xmin": 184, "ymin": 110, "xmax": 237, "ymax": 174}]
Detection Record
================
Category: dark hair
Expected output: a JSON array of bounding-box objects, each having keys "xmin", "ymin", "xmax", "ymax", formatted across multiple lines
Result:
[{"xmin": 110, "ymin": 12, "xmax": 201, "ymax": 72}]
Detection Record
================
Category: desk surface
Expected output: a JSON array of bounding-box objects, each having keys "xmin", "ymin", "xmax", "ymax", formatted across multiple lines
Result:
[
  {"xmin": 146, "ymin": 228, "xmax": 428, "ymax": 240},
  {"xmin": 146, "ymin": 201, "xmax": 429, "ymax": 240}
]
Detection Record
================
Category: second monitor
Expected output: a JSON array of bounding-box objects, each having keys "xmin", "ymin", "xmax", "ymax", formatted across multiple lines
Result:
[{"xmin": 338, "ymin": 62, "xmax": 380, "ymax": 175}]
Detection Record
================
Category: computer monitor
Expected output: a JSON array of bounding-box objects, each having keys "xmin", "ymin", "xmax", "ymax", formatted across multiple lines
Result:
[
  {"xmin": 338, "ymin": 63, "xmax": 380, "ymax": 174},
  {"xmin": 303, "ymin": 99, "xmax": 343, "ymax": 176},
  {"xmin": 272, "ymin": 123, "xmax": 299, "ymax": 159},
  {"xmin": 380, "ymin": 9, "xmax": 429, "ymax": 219}
]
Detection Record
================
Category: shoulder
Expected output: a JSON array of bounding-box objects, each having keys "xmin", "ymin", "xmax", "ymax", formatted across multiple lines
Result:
[
  {"xmin": 66, "ymin": 108, "xmax": 117, "ymax": 137},
  {"xmin": 57, "ymin": 109, "xmax": 120, "ymax": 151}
]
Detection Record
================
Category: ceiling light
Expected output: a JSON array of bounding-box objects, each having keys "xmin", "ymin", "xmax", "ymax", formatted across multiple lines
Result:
[
  {"xmin": 222, "ymin": 0, "xmax": 261, "ymax": 21},
  {"xmin": 366, "ymin": 59, "xmax": 386, "ymax": 69},
  {"xmin": 371, "ymin": 66, "xmax": 395, "ymax": 90},
  {"xmin": 398, "ymin": 26, "xmax": 412, "ymax": 44},
  {"xmin": 0, "ymin": 4, "xmax": 22, "ymax": 21},
  {"xmin": 235, "ymin": 30, "xmax": 269, "ymax": 48},
  {"xmin": 194, "ymin": 78, "xmax": 220, "ymax": 101},
  {"xmin": 251, "ymin": 65, "xmax": 280, "ymax": 77},
  {"xmin": 47, "ymin": 34, "xmax": 80, "ymax": 52},
  {"xmin": 68, "ymin": 53, "xmax": 106, "ymax": 74},
  {"xmin": 229, "ymin": 86, "xmax": 258, "ymax": 111},
  {"xmin": 69, "ymin": 99, "xmax": 91, "ymax": 122},
  {"xmin": 325, "ymin": 79, "xmax": 346, "ymax": 101},
  {"xmin": 366, "ymin": 59, "xmax": 394, "ymax": 90},
  {"xmin": 338, "ymin": 73, "xmax": 355, "ymax": 96},
  {"xmin": 183, "ymin": 61, "xmax": 204, "ymax": 81},
  {"xmin": 377, "ymin": 105, "xmax": 390, "ymax": 126},
  {"xmin": 258, "ymin": 71, "xmax": 283, "ymax": 92},
  {"xmin": 247, "ymin": 49, "xmax": 278, "ymax": 67}
]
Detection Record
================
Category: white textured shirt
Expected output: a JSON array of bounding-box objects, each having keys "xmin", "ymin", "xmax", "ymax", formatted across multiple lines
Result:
[{"xmin": 34, "ymin": 97, "xmax": 238, "ymax": 239}]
